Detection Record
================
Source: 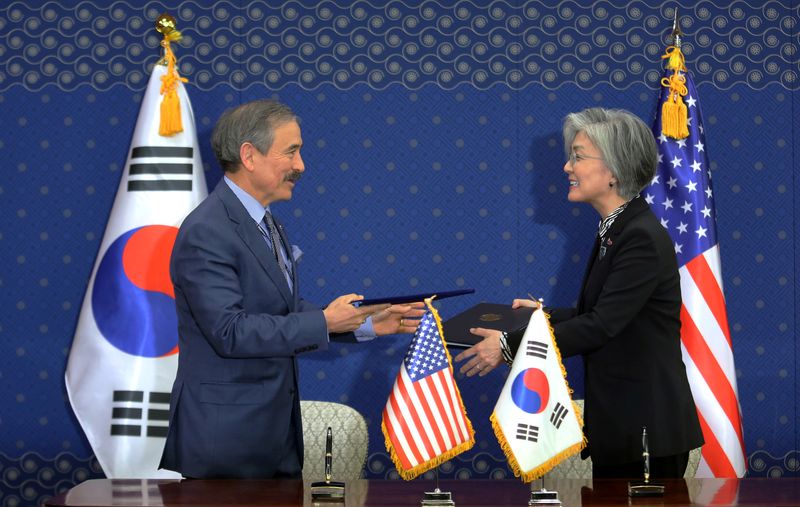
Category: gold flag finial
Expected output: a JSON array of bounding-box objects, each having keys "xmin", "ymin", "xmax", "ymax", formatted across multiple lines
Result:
[
  {"xmin": 660, "ymin": 8, "xmax": 689, "ymax": 139},
  {"xmin": 156, "ymin": 13, "xmax": 179, "ymax": 37},
  {"xmin": 156, "ymin": 13, "xmax": 188, "ymax": 136}
]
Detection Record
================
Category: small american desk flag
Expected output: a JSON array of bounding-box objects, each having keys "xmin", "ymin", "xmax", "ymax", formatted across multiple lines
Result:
[
  {"xmin": 646, "ymin": 61, "xmax": 746, "ymax": 478},
  {"xmin": 491, "ymin": 309, "xmax": 585, "ymax": 482},
  {"xmin": 382, "ymin": 299, "xmax": 474, "ymax": 480}
]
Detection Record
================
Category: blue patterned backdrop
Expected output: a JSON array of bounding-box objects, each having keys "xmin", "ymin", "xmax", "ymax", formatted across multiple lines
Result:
[{"xmin": 1, "ymin": 1, "xmax": 798, "ymax": 506}]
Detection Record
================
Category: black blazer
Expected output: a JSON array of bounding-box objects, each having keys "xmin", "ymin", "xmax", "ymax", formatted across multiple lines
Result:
[{"xmin": 508, "ymin": 196, "xmax": 703, "ymax": 465}]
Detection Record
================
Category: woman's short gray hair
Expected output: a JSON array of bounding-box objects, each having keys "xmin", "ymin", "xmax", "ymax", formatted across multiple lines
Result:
[
  {"xmin": 211, "ymin": 99, "xmax": 298, "ymax": 173},
  {"xmin": 563, "ymin": 108, "xmax": 657, "ymax": 200}
]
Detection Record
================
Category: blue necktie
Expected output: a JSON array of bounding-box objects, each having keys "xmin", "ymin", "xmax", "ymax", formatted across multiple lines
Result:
[{"xmin": 262, "ymin": 211, "xmax": 293, "ymax": 292}]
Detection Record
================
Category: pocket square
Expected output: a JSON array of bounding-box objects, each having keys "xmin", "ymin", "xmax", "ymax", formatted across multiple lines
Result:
[{"xmin": 291, "ymin": 245, "xmax": 303, "ymax": 263}]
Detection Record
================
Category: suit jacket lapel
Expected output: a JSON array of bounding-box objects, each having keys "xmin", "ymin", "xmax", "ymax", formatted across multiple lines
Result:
[
  {"xmin": 603, "ymin": 195, "xmax": 648, "ymax": 242},
  {"xmin": 577, "ymin": 236, "xmax": 601, "ymax": 313},
  {"xmin": 215, "ymin": 181, "xmax": 294, "ymax": 308},
  {"xmin": 576, "ymin": 196, "xmax": 649, "ymax": 313}
]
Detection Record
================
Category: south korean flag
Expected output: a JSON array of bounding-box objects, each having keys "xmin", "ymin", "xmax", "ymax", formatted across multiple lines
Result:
[{"xmin": 490, "ymin": 309, "xmax": 585, "ymax": 482}]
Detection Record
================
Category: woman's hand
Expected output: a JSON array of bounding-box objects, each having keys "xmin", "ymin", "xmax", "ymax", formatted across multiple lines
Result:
[
  {"xmin": 454, "ymin": 328, "xmax": 504, "ymax": 377},
  {"xmin": 512, "ymin": 298, "xmax": 542, "ymax": 310}
]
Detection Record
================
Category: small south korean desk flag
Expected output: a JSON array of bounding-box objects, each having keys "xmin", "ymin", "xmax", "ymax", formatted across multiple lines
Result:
[
  {"xmin": 65, "ymin": 28, "xmax": 206, "ymax": 478},
  {"xmin": 491, "ymin": 309, "xmax": 585, "ymax": 482}
]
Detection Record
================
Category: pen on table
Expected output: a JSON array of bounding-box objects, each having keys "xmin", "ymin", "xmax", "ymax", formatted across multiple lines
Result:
[
  {"xmin": 642, "ymin": 426, "xmax": 650, "ymax": 483},
  {"xmin": 325, "ymin": 426, "xmax": 332, "ymax": 484}
]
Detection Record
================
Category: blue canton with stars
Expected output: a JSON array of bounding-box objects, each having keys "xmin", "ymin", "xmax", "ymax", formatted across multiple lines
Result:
[
  {"xmin": 404, "ymin": 311, "xmax": 448, "ymax": 381},
  {"xmin": 646, "ymin": 69, "xmax": 718, "ymax": 268}
]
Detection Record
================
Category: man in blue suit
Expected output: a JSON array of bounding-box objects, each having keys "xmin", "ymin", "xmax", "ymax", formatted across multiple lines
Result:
[{"xmin": 159, "ymin": 100, "xmax": 421, "ymax": 479}]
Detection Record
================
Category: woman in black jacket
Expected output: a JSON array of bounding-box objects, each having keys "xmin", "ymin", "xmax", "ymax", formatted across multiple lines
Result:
[{"xmin": 456, "ymin": 108, "xmax": 703, "ymax": 478}]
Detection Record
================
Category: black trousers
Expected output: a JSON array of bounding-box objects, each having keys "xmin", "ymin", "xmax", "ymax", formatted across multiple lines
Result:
[{"xmin": 592, "ymin": 451, "xmax": 690, "ymax": 479}]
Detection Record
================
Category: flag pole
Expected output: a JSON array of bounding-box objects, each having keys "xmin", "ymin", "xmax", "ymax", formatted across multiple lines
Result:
[
  {"xmin": 671, "ymin": 7, "xmax": 682, "ymax": 46},
  {"xmin": 529, "ymin": 471, "xmax": 562, "ymax": 506},
  {"xmin": 421, "ymin": 460, "xmax": 454, "ymax": 505}
]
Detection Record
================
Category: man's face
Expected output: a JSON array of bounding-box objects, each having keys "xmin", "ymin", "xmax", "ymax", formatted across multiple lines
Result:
[{"xmin": 247, "ymin": 120, "xmax": 304, "ymax": 205}]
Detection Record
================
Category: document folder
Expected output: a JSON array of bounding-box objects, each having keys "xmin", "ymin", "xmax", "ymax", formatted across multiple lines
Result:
[
  {"xmin": 353, "ymin": 288, "xmax": 475, "ymax": 307},
  {"xmin": 442, "ymin": 303, "xmax": 533, "ymax": 348}
]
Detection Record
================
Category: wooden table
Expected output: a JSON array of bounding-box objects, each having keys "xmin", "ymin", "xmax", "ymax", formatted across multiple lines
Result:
[{"xmin": 44, "ymin": 477, "xmax": 800, "ymax": 506}]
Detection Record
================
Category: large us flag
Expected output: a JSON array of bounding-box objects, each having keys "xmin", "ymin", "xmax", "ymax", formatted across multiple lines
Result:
[
  {"xmin": 382, "ymin": 299, "xmax": 474, "ymax": 480},
  {"xmin": 65, "ymin": 61, "xmax": 206, "ymax": 478},
  {"xmin": 645, "ymin": 67, "xmax": 746, "ymax": 478}
]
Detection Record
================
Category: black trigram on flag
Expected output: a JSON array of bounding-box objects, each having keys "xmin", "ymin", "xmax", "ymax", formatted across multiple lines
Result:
[
  {"xmin": 550, "ymin": 402, "xmax": 569, "ymax": 429},
  {"xmin": 526, "ymin": 340, "xmax": 548, "ymax": 359},
  {"xmin": 110, "ymin": 390, "xmax": 171, "ymax": 438},
  {"xmin": 127, "ymin": 146, "xmax": 194, "ymax": 192},
  {"xmin": 516, "ymin": 423, "xmax": 539, "ymax": 442}
]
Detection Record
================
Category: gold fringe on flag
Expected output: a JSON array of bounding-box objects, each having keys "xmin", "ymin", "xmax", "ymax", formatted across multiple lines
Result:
[
  {"xmin": 156, "ymin": 14, "xmax": 188, "ymax": 137},
  {"xmin": 660, "ymin": 45, "xmax": 689, "ymax": 140},
  {"xmin": 382, "ymin": 421, "xmax": 475, "ymax": 481},
  {"xmin": 490, "ymin": 313, "xmax": 586, "ymax": 482},
  {"xmin": 381, "ymin": 297, "xmax": 475, "ymax": 481}
]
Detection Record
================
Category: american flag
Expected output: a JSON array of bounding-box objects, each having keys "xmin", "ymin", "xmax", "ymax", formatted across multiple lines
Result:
[
  {"xmin": 381, "ymin": 300, "xmax": 474, "ymax": 480},
  {"xmin": 645, "ymin": 67, "xmax": 746, "ymax": 478}
]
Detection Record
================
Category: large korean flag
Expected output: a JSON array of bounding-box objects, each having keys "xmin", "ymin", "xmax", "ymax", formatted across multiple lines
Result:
[{"xmin": 65, "ymin": 62, "xmax": 206, "ymax": 478}]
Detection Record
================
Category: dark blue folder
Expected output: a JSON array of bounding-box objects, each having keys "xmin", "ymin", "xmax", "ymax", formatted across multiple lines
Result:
[{"xmin": 353, "ymin": 288, "xmax": 475, "ymax": 307}]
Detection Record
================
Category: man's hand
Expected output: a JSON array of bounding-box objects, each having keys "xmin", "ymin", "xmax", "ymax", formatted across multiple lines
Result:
[
  {"xmin": 454, "ymin": 328, "xmax": 504, "ymax": 377},
  {"xmin": 372, "ymin": 302, "xmax": 426, "ymax": 335},
  {"xmin": 323, "ymin": 294, "xmax": 389, "ymax": 334}
]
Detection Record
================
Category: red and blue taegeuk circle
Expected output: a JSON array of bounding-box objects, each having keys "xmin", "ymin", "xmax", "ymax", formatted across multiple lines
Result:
[
  {"xmin": 510, "ymin": 368, "xmax": 550, "ymax": 414},
  {"xmin": 91, "ymin": 225, "xmax": 179, "ymax": 357}
]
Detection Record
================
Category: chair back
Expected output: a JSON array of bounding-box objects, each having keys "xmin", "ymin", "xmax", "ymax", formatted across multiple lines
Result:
[
  {"xmin": 685, "ymin": 447, "xmax": 702, "ymax": 478},
  {"xmin": 548, "ymin": 399, "xmax": 593, "ymax": 479},
  {"xmin": 300, "ymin": 400, "xmax": 369, "ymax": 481}
]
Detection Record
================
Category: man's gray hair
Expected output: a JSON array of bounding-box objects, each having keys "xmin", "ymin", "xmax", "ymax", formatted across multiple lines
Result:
[
  {"xmin": 563, "ymin": 108, "xmax": 657, "ymax": 200},
  {"xmin": 211, "ymin": 99, "xmax": 298, "ymax": 173}
]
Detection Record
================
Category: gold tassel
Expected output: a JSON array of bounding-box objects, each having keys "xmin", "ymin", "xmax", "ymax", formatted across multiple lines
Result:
[
  {"xmin": 157, "ymin": 19, "xmax": 187, "ymax": 137},
  {"xmin": 660, "ymin": 45, "xmax": 689, "ymax": 139}
]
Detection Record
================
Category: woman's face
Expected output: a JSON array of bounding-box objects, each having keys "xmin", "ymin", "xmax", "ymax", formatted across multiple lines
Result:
[{"xmin": 563, "ymin": 131, "xmax": 618, "ymax": 212}]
